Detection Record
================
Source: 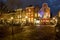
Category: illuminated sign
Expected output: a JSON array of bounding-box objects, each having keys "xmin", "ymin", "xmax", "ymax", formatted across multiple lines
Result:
[{"xmin": 38, "ymin": 10, "xmax": 44, "ymax": 18}]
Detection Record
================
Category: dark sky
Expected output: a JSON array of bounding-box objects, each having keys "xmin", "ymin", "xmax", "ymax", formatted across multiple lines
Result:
[{"xmin": 1, "ymin": 0, "xmax": 60, "ymax": 16}]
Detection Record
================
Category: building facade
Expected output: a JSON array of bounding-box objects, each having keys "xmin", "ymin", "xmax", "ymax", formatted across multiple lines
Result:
[
  {"xmin": 26, "ymin": 6, "xmax": 34, "ymax": 23},
  {"xmin": 38, "ymin": 3, "xmax": 50, "ymax": 18}
]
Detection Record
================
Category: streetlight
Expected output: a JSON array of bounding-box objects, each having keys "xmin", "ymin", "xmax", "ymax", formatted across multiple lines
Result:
[
  {"xmin": 10, "ymin": 17, "xmax": 14, "ymax": 40},
  {"xmin": 25, "ymin": 16, "xmax": 28, "ymax": 23},
  {"xmin": 10, "ymin": 17, "xmax": 14, "ymax": 24},
  {"xmin": 53, "ymin": 17, "xmax": 55, "ymax": 20},
  {"xmin": 11, "ymin": 17, "xmax": 13, "ymax": 20},
  {"xmin": 25, "ymin": 16, "xmax": 28, "ymax": 19}
]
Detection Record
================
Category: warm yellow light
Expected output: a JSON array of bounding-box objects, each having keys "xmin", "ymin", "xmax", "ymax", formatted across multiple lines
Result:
[
  {"xmin": 17, "ymin": 15, "xmax": 21, "ymax": 18},
  {"xmin": 25, "ymin": 16, "xmax": 28, "ymax": 18},
  {"xmin": 38, "ymin": 13, "xmax": 40, "ymax": 17},
  {"xmin": 11, "ymin": 17, "xmax": 13, "ymax": 19},
  {"xmin": 46, "ymin": 20, "xmax": 49, "ymax": 22},
  {"xmin": 59, "ymin": 11, "xmax": 60, "ymax": 17},
  {"xmin": 35, "ymin": 13, "xmax": 37, "ymax": 17},
  {"xmin": 7, "ymin": 20, "xmax": 11, "ymax": 23},
  {"xmin": 29, "ymin": 9, "xmax": 31, "ymax": 12},
  {"xmin": 1, "ymin": 18, "xmax": 3, "ymax": 19},
  {"xmin": 23, "ymin": 20, "xmax": 26, "ymax": 22},
  {"xmin": 43, "ymin": 16, "xmax": 47, "ymax": 18},
  {"xmin": 20, "ymin": 16, "xmax": 21, "ymax": 18},
  {"xmin": 35, "ymin": 20, "xmax": 40, "ymax": 23},
  {"xmin": 34, "ymin": 19, "xmax": 36, "ymax": 21},
  {"xmin": 53, "ymin": 17, "xmax": 55, "ymax": 20}
]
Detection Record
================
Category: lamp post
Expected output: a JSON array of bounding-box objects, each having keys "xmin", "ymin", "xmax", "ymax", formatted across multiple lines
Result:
[
  {"xmin": 11, "ymin": 17, "xmax": 13, "ymax": 24},
  {"xmin": 10, "ymin": 17, "xmax": 14, "ymax": 40},
  {"xmin": 25, "ymin": 16, "xmax": 28, "ymax": 23}
]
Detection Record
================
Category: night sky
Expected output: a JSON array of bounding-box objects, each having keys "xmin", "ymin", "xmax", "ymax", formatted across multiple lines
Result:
[{"xmin": 1, "ymin": 0, "xmax": 60, "ymax": 16}]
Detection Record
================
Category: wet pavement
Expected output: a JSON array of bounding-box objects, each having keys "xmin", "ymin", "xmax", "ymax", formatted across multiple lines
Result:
[{"xmin": 0, "ymin": 24, "xmax": 56, "ymax": 40}]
